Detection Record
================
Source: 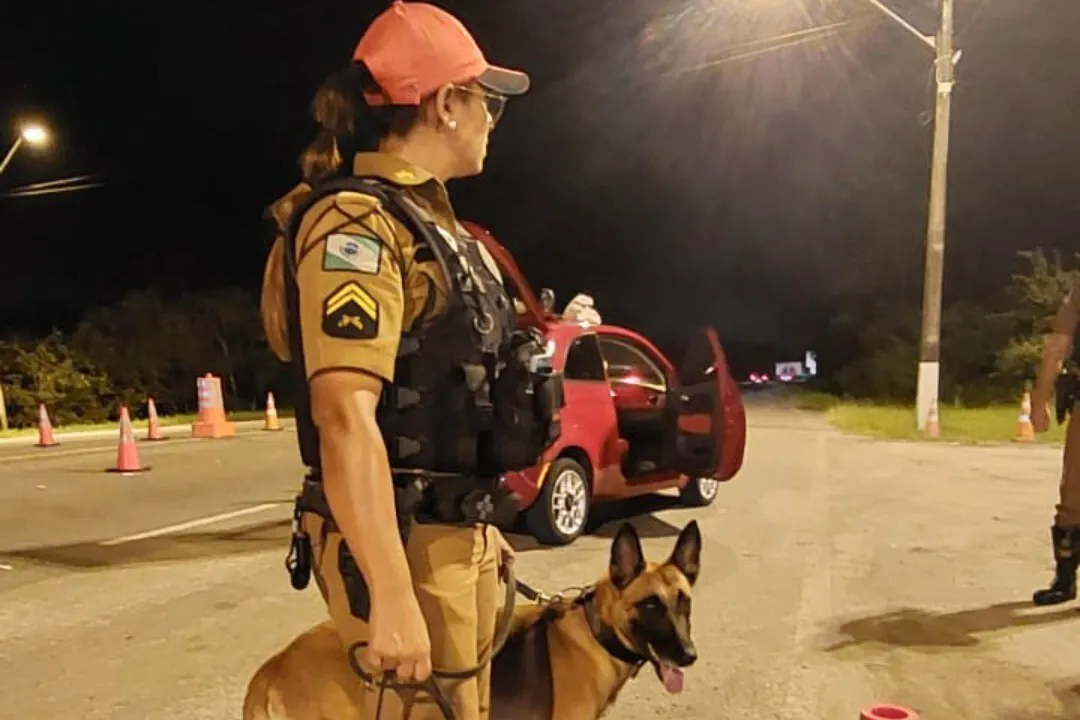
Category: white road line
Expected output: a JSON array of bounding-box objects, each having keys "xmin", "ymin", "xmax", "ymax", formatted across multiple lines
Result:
[{"xmin": 99, "ymin": 502, "xmax": 286, "ymax": 547}]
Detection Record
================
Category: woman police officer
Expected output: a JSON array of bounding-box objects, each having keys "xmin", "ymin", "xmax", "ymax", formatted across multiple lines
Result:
[{"xmin": 259, "ymin": 2, "xmax": 548, "ymax": 718}]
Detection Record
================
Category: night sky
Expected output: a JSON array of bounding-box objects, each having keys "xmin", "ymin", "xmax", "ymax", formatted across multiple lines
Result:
[{"xmin": 1, "ymin": 0, "xmax": 1078, "ymax": 365}]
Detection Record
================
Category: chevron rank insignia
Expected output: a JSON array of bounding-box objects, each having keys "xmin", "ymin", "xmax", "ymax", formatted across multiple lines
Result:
[{"xmin": 322, "ymin": 281, "xmax": 379, "ymax": 339}]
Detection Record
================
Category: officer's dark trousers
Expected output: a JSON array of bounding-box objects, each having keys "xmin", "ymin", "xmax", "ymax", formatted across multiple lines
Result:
[
  {"xmin": 302, "ymin": 512, "xmax": 501, "ymax": 720},
  {"xmin": 1055, "ymin": 413, "xmax": 1080, "ymax": 526}
]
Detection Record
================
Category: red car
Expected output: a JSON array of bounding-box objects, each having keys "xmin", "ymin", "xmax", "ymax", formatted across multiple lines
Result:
[{"xmin": 465, "ymin": 222, "xmax": 748, "ymax": 546}]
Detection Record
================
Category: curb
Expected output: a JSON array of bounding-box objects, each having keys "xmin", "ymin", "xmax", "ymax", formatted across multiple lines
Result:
[{"xmin": 0, "ymin": 418, "xmax": 294, "ymax": 448}]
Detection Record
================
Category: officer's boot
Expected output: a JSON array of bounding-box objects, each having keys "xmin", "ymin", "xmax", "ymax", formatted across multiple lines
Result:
[{"xmin": 1033, "ymin": 526, "xmax": 1079, "ymax": 606}]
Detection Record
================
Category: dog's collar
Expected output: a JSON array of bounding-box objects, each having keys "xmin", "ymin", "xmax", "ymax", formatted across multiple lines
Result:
[{"xmin": 581, "ymin": 591, "xmax": 648, "ymax": 672}]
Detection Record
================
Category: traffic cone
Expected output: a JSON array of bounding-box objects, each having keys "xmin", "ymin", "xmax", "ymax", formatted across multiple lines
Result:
[
  {"xmin": 191, "ymin": 374, "xmax": 237, "ymax": 439},
  {"xmin": 144, "ymin": 397, "xmax": 167, "ymax": 442},
  {"xmin": 1014, "ymin": 391, "xmax": 1035, "ymax": 442},
  {"xmin": 35, "ymin": 403, "xmax": 59, "ymax": 448},
  {"xmin": 264, "ymin": 392, "xmax": 282, "ymax": 432},
  {"xmin": 925, "ymin": 399, "xmax": 941, "ymax": 439},
  {"xmin": 107, "ymin": 406, "xmax": 151, "ymax": 474},
  {"xmin": 860, "ymin": 705, "xmax": 918, "ymax": 720}
]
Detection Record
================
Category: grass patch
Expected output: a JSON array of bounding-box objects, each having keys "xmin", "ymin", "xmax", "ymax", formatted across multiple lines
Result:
[
  {"xmin": 0, "ymin": 408, "xmax": 294, "ymax": 439},
  {"xmin": 801, "ymin": 395, "xmax": 1066, "ymax": 445},
  {"xmin": 793, "ymin": 390, "xmax": 842, "ymax": 412}
]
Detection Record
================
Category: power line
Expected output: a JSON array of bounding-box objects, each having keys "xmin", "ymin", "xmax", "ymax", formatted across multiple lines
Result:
[
  {"xmin": 5, "ymin": 174, "xmax": 103, "ymax": 192},
  {"xmin": 660, "ymin": 17, "xmax": 871, "ymax": 78},
  {"xmin": 1, "ymin": 180, "xmax": 107, "ymax": 199}
]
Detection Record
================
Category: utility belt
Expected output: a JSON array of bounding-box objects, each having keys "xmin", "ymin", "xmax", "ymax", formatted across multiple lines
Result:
[
  {"xmin": 285, "ymin": 469, "xmax": 521, "ymax": 593},
  {"xmin": 1056, "ymin": 370, "xmax": 1080, "ymax": 425}
]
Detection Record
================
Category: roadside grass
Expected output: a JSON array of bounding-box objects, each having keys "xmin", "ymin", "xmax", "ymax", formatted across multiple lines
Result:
[
  {"xmin": 795, "ymin": 390, "xmax": 1066, "ymax": 445},
  {"xmin": 0, "ymin": 408, "xmax": 295, "ymax": 439}
]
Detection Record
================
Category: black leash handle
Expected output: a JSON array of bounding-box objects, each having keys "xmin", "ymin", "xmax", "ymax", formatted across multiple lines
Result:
[{"xmin": 346, "ymin": 564, "xmax": 521, "ymax": 719}]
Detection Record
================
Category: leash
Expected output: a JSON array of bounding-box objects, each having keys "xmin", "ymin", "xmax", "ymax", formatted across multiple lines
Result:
[
  {"xmin": 346, "ymin": 575, "xmax": 603, "ymax": 719},
  {"xmin": 348, "ymin": 562, "xmax": 521, "ymax": 720}
]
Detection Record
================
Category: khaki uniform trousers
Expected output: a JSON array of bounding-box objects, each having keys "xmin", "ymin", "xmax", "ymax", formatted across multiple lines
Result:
[
  {"xmin": 303, "ymin": 512, "xmax": 500, "ymax": 719},
  {"xmin": 1056, "ymin": 410, "xmax": 1080, "ymax": 527}
]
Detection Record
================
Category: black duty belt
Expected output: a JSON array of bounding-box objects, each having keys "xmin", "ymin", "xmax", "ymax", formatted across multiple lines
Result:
[{"xmin": 296, "ymin": 471, "xmax": 520, "ymax": 532}]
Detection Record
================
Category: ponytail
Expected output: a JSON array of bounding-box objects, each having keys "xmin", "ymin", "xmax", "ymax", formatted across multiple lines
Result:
[{"xmin": 298, "ymin": 62, "xmax": 422, "ymax": 186}]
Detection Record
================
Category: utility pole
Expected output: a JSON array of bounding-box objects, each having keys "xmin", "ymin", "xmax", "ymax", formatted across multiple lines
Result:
[{"xmin": 915, "ymin": 0, "xmax": 957, "ymax": 430}]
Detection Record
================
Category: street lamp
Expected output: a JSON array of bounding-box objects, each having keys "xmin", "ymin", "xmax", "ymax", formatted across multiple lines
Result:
[
  {"xmin": 0, "ymin": 122, "xmax": 50, "ymax": 430},
  {"xmin": 0, "ymin": 123, "xmax": 51, "ymax": 177},
  {"xmin": 861, "ymin": 0, "xmax": 959, "ymax": 431}
]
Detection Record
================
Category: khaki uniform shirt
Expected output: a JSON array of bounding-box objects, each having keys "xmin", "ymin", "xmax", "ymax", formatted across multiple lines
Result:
[{"xmin": 261, "ymin": 152, "xmax": 509, "ymax": 382}]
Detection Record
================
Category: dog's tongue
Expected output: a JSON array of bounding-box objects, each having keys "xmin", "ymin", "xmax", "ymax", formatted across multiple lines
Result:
[{"xmin": 659, "ymin": 663, "xmax": 684, "ymax": 694}]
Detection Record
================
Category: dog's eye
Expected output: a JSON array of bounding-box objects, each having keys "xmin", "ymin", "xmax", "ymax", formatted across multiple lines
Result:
[{"xmin": 638, "ymin": 596, "xmax": 664, "ymax": 612}]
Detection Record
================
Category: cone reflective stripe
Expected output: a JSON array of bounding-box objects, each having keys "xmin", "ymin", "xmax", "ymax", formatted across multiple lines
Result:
[
  {"xmin": 107, "ymin": 406, "xmax": 150, "ymax": 474},
  {"xmin": 264, "ymin": 392, "xmax": 282, "ymax": 431},
  {"xmin": 35, "ymin": 403, "xmax": 59, "ymax": 448},
  {"xmin": 924, "ymin": 399, "xmax": 941, "ymax": 439},
  {"xmin": 1015, "ymin": 391, "xmax": 1035, "ymax": 442},
  {"xmin": 145, "ymin": 397, "xmax": 167, "ymax": 441}
]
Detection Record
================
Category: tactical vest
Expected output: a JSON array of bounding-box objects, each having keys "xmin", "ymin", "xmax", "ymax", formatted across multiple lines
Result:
[{"xmin": 282, "ymin": 174, "xmax": 561, "ymax": 481}]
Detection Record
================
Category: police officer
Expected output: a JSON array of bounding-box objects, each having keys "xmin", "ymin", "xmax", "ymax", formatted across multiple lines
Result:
[
  {"xmin": 1031, "ymin": 274, "xmax": 1080, "ymax": 606},
  {"xmin": 259, "ymin": 2, "xmax": 557, "ymax": 717}
]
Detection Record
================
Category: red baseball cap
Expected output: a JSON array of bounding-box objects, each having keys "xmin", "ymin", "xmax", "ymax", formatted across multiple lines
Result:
[{"xmin": 353, "ymin": 1, "xmax": 530, "ymax": 107}]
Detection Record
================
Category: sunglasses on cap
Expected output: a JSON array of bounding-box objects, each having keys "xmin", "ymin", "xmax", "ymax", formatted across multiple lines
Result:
[{"xmin": 452, "ymin": 84, "xmax": 508, "ymax": 127}]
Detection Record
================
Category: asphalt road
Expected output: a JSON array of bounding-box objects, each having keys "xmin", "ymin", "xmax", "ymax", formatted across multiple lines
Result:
[{"xmin": 3, "ymin": 398, "xmax": 1080, "ymax": 719}]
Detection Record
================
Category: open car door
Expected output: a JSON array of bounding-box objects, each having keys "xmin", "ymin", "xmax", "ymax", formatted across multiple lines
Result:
[{"xmin": 665, "ymin": 327, "xmax": 747, "ymax": 481}]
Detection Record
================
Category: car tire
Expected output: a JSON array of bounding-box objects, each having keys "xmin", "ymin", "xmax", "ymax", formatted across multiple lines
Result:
[
  {"xmin": 679, "ymin": 476, "xmax": 721, "ymax": 507},
  {"xmin": 524, "ymin": 457, "xmax": 591, "ymax": 546}
]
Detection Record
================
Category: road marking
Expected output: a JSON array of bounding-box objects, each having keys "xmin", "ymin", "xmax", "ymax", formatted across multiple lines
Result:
[{"xmin": 99, "ymin": 502, "xmax": 286, "ymax": 546}]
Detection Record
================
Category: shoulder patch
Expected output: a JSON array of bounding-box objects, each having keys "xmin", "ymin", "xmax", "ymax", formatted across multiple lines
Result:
[
  {"xmin": 323, "ymin": 281, "xmax": 380, "ymax": 339},
  {"xmin": 323, "ymin": 233, "xmax": 382, "ymax": 274}
]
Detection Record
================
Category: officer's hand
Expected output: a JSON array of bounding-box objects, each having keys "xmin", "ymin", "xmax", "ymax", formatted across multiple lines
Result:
[
  {"xmin": 364, "ymin": 590, "xmax": 432, "ymax": 684},
  {"xmin": 1033, "ymin": 402, "xmax": 1051, "ymax": 433},
  {"xmin": 494, "ymin": 529, "xmax": 516, "ymax": 583}
]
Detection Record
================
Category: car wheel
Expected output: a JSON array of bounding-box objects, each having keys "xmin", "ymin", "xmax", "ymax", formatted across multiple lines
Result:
[
  {"xmin": 679, "ymin": 475, "xmax": 720, "ymax": 507},
  {"xmin": 524, "ymin": 457, "xmax": 591, "ymax": 546}
]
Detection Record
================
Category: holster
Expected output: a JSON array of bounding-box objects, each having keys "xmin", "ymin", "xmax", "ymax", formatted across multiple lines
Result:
[
  {"xmin": 1056, "ymin": 372, "xmax": 1077, "ymax": 425},
  {"xmin": 284, "ymin": 470, "xmax": 521, "ymax": 617}
]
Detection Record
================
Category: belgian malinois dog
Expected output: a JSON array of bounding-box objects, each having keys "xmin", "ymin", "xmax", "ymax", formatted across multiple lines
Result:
[{"xmin": 242, "ymin": 519, "xmax": 701, "ymax": 720}]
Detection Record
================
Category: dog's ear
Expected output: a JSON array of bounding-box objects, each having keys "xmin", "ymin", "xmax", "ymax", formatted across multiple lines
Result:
[
  {"xmin": 609, "ymin": 522, "xmax": 646, "ymax": 590},
  {"xmin": 667, "ymin": 520, "xmax": 701, "ymax": 585}
]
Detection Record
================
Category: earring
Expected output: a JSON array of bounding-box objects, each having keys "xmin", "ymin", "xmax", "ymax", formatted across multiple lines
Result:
[{"xmin": 447, "ymin": 119, "xmax": 458, "ymax": 130}]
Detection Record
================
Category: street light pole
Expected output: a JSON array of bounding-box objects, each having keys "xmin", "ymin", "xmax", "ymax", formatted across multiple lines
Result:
[
  {"xmin": 862, "ymin": 0, "xmax": 958, "ymax": 430},
  {"xmin": 0, "ymin": 133, "xmax": 21, "ymax": 431},
  {"xmin": 0, "ymin": 136, "xmax": 24, "ymax": 177},
  {"xmin": 0, "ymin": 123, "xmax": 50, "ymax": 431},
  {"xmin": 915, "ymin": 0, "xmax": 956, "ymax": 431}
]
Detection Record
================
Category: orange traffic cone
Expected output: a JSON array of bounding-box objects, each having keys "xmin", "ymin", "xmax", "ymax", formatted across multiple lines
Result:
[
  {"xmin": 107, "ymin": 406, "xmax": 151, "ymax": 474},
  {"xmin": 35, "ymin": 403, "xmax": 59, "ymax": 448},
  {"xmin": 191, "ymin": 374, "xmax": 237, "ymax": 439},
  {"xmin": 264, "ymin": 392, "xmax": 282, "ymax": 431},
  {"xmin": 1015, "ymin": 391, "xmax": 1035, "ymax": 442},
  {"xmin": 925, "ymin": 399, "xmax": 941, "ymax": 439},
  {"xmin": 144, "ymin": 397, "xmax": 167, "ymax": 441}
]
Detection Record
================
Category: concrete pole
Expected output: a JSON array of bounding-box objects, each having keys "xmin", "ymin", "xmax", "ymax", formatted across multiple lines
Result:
[{"xmin": 915, "ymin": 0, "xmax": 957, "ymax": 430}]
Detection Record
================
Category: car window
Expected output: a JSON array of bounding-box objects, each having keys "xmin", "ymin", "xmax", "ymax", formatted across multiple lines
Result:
[
  {"xmin": 598, "ymin": 337, "xmax": 667, "ymax": 391},
  {"xmin": 564, "ymin": 334, "xmax": 607, "ymax": 382}
]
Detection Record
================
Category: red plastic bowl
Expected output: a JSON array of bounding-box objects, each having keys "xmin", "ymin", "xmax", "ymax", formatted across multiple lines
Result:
[{"xmin": 860, "ymin": 705, "xmax": 917, "ymax": 720}]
